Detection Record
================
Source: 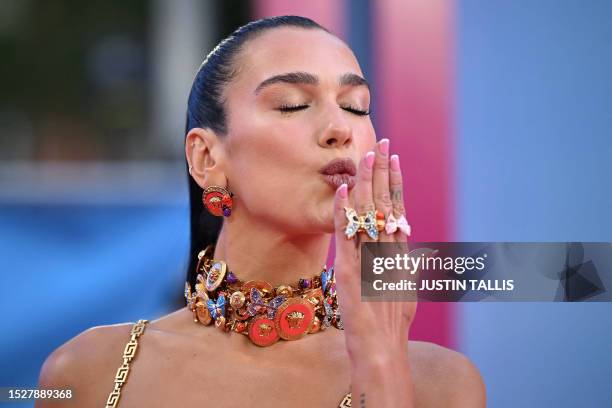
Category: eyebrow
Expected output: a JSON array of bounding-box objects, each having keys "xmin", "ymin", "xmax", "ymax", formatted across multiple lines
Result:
[{"xmin": 254, "ymin": 71, "xmax": 370, "ymax": 94}]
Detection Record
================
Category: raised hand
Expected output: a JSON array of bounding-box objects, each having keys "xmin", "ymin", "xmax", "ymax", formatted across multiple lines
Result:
[{"xmin": 333, "ymin": 138, "xmax": 416, "ymax": 407}]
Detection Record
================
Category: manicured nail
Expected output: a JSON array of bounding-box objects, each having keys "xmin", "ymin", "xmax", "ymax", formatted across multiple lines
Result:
[
  {"xmin": 338, "ymin": 183, "xmax": 348, "ymax": 198},
  {"xmin": 390, "ymin": 154, "xmax": 400, "ymax": 171},
  {"xmin": 379, "ymin": 139, "xmax": 389, "ymax": 155},
  {"xmin": 365, "ymin": 151, "xmax": 375, "ymax": 169}
]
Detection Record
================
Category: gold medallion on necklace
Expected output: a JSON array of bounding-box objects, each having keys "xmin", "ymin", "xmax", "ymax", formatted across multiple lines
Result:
[
  {"xmin": 195, "ymin": 299, "xmax": 212, "ymax": 325},
  {"xmin": 274, "ymin": 297, "xmax": 315, "ymax": 340},
  {"xmin": 229, "ymin": 291, "xmax": 246, "ymax": 308},
  {"xmin": 248, "ymin": 316, "xmax": 280, "ymax": 347},
  {"xmin": 302, "ymin": 287, "xmax": 324, "ymax": 306},
  {"xmin": 205, "ymin": 260, "xmax": 227, "ymax": 291}
]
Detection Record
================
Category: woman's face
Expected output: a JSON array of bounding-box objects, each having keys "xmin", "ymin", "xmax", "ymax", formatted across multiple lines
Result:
[{"xmin": 222, "ymin": 26, "xmax": 376, "ymax": 234}]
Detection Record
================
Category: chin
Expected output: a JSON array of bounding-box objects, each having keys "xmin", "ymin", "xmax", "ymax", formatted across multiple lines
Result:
[{"xmin": 296, "ymin": 194, "xmax": 336, "ymax": 233}]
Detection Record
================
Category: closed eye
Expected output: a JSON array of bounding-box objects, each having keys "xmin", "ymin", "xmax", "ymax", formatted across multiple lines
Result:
[
  {"xmin": 278, "ymin": 104, "xmax": 370, "ymax": 116},
  {"xmin": 342, "ymin": 105, "xmax": 371, "ymax": 116},
  {"xmin": 278, "ymin": 104, "xmax": 309, "ymax": 113}
]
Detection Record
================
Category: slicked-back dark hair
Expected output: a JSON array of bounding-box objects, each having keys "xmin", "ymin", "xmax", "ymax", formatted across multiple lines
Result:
[{"xmin": 185, "ymin": 16, "xmax": 331, "ymax": 287}]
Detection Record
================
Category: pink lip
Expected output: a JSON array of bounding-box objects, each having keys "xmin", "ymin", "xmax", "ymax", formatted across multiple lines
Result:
[
  {"xmin": 319, "ymin": 157, "xmax": 357, "ymax": 191},
  {"xmin": 320, "ymin": 157, "xmax": 357, "ymax": 176},
  {"xmin": 321, "ymin": 173, "xmax": 356, "ymax": 190}
]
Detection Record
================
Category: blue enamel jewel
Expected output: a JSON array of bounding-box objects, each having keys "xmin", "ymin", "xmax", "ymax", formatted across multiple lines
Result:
[
  {"xmin": 248, "ymin": 287, "xmax": 286, "ymax": 319},
  {"xmin": 207, "ymin": 294, "xmax": 226, "ymax": 320}
]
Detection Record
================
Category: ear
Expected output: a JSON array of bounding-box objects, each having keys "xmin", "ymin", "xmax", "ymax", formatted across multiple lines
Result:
[{"xmin": 186, "ymin": 128, "xmax": 227, "ymax": 188}]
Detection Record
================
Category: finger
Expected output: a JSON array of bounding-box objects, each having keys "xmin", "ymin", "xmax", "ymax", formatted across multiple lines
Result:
[
  {"xmin": 353, "ymin": 151, "xmax": 377, "ymax": 242},
  {"xmin": 332, "ymin": 184, "xmax": 361, "ymax": 320},
  {"xmin": 333, "ymin": 183, "xmax": 361, "ymax": 276},
  {"xmin": 389, "ymin": 154, "xmax": 409, "ymax": 242},
  {"xmin": 372, "ymin": 139, "xmax": 393, "ymax": 242},
  {"xmin": 333, "ymin": 184, "xmax": 354, "ymax": 252}
]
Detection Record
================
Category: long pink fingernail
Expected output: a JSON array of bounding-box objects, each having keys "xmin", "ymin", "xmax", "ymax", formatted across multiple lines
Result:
[
  {"xmin": 338, "ymin": 183, "xmax": 348, "ymax": 198},
  {"xmin": 379, "ymin": 138, "xmax": 389, "ymax": 155},
  {"xmin": 390, "ymin": 154, "xmax": 400, "ymax": 171},
  {"xmin": 365, "ymin": 151, "xmax": 375, "ymax": 169}
]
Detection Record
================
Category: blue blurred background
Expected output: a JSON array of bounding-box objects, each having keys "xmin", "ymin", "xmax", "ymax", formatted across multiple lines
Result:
[
  {"xmin": 457, "ymin": 1, "xmax": 612, "ymax": 406},
  {"xmin": 0, "ymin": 1, "xmax": 610, "ymax": 407}
]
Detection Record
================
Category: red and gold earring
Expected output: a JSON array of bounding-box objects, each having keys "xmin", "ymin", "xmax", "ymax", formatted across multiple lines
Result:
[{"xmin": 202, "ymin": 186, "xmax": 234, "ymax": 217}]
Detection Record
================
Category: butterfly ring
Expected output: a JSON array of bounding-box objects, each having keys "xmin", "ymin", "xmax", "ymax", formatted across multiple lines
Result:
[{"xmin": 343, "ymin": 207, "xmax": 379, "ymax": 240}]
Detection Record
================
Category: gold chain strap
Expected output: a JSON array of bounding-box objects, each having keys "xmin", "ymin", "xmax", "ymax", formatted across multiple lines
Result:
[
  {"xmin": 104, "ymin": 319, "xmax": 350, "ymax": 407},
  {"xmin": 105, "ymin": 319, "xmax": 148, "ymax": 408}
]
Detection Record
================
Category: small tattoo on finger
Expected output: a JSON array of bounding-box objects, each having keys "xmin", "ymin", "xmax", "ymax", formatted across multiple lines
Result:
[{"xmin": 391, "ymin": 189, "xmax": 403, "ymax": 202}]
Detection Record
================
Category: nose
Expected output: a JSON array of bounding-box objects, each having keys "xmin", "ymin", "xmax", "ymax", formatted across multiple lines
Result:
[{"xmin": 318, "ymin": 121, "xmax": 353, "ymax": 148}]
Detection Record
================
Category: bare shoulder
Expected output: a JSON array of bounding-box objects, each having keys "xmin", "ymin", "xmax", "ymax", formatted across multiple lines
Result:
[
  {"xmin": 36, "ymin": 322, "xmax": 135, "ymax": 408},
  {"xmin": 409, "ymin": 340, "xmax": 486, "ymax": 408}
]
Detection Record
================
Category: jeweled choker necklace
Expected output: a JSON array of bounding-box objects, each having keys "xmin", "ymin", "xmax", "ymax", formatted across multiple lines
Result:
[{"xmin": 184, "ymin": 246, "xmax": 344, "ymax": 347}]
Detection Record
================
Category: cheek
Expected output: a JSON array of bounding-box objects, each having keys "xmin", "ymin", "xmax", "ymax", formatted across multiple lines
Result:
[
  {"xmin": 228, "ymin": 126, "xmax": 306, "ymax": 178},
  {"xmin": 225, "ymin": 120, "xmax": 314, "ymax": 208},
  {"xmin": 358, "ymin": 121, "xmax": 377, "ymax": 155},
  {"xmin": 229, "ymin": 110, "xmax": 309, "ymax": 160}
]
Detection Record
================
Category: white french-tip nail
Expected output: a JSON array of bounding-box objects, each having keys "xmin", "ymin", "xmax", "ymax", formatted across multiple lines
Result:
[{"xmin": 365, "ymin": 151, "xmax": 375, "ymax": 169}]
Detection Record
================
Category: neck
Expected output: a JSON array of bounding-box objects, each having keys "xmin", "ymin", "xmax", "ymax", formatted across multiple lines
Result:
[{"xmin": 213, "ymin": 213, "xmax": 332, "ymax": 286}]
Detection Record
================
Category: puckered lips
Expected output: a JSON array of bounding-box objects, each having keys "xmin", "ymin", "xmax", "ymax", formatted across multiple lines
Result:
[{"xmin": 319, "ymin": 157, "xmax": 357, "ymax": 190}]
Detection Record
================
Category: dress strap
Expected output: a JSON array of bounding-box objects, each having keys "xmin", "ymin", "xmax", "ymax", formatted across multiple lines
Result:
[{"xmin": 105, "ymin": 319, "xmax": 148, "ymax": 408}]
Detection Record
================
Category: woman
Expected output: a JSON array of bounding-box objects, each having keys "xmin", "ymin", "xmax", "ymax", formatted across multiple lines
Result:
[{"xmin": 37, "ymin": 16, "xmax": 485, "ymax": 407}]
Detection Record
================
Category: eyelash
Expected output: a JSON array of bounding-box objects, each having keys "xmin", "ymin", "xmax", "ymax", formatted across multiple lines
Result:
[{"xmin": 278, "ymin": 104, "xmax": 371, "ymax": 116}]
